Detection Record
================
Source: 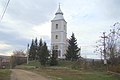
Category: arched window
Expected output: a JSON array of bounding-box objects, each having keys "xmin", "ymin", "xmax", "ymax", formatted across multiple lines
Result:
[
  {"xmin": 55, "ymin": 45, "xmax": 58, "ymax": 49},
  {"xmin": 56, "ymin": 24, "xmax": 58, "ymax": 29},
  {"xmin": 58, "ymin": 50, "xmax": 61, "ymax": 56},
  {"xmin": 55, "ymin": 35, "xmax": 58, "ymax": 39},
  {"xmin": 53, "ymin": 46, "xmax": 54, "ymax": 49}
]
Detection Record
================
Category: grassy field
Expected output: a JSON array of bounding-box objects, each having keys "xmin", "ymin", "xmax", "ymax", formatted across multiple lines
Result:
[
  {"xmin": 18, "ymin": 61, "xmax": 120, "ymax": 80},
  {"xmin": 29, "ymin": 67, "xmax": 119, "ymax": 80},
  {"xmin": 0, "ymin": 69, "xmax": 11, "ymax": 80}
]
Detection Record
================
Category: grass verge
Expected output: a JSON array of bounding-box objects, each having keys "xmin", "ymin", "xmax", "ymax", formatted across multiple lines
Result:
[
  {"xmin": 24, "ymin": 67, "xmax": 120, "ymax": 80},
  {"xmin": 0, "ymin": 69, "xmax": 11, "ymax": 80},
  {"xmin": 18, "ymin": 61, "xmax": 120, "ymax": 80}
]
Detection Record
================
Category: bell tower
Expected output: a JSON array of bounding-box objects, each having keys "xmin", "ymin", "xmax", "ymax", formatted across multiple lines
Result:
[{"xmin": 51, "ymin": 5, "xmax": 67, "ymax": 58}]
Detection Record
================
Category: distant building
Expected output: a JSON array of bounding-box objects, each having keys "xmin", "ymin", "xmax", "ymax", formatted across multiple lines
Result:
[
  {"xmin": 0, "ymin": 57, "xmax": 2, "ymax": 68},
  {"xmin": 51, "ymin": 5, "xmax": 67, "ymax": 59},
  {"xmin": 0, "ymin": 57, "xmax": 10, "ymax": 69}
]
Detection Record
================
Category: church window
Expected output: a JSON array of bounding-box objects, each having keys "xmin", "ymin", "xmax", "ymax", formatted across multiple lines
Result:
[
  {"xmin": 64, "ymin": 25, "xmax": 66, "ymax": 30},
  {"xmin": 58, "ymin": 50, "xmax": 61, "ymax": 56},
  {"xmin": 56, "ymin": 24, "xmax": 58, "ymax": 29},
  {"xmin": 55, "ymin": 35, "xmax": 58, "ymax": 39},
  {"xmin": 55, "ymin": 45, "xmax": 58, "ymax": 49},
  {"xmin": 53, "ymin": 46, "xmax": 54, "ymax": 49}
]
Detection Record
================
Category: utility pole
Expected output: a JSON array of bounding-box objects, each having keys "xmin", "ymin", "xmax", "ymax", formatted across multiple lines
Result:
[
  {"xmin": 101, "ymin": 32, "xmax": 108, "ymax": 65},
  {"xmin": 99, "ymin": 48, "xmax": 103, "ymax": 62},
  {"xmin": 27, "ymin": 44, "xmax": 29, "ymax": 64}
]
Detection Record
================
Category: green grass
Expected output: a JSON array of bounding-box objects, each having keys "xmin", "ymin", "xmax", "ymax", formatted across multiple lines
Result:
[
  {"xmin": 23, "ymin": 60, "xmax": 41, "ymax": 67},
  {"xmin": 15, "ymin": 60, "xmax": 41, "ymax": 70},
  {"xmin": 28, "ymin": 67, "xmax": 119, "ymax": 80},
  {"xmin": 0, "ymin": 69, "xmax": 11, "ymax": 80},
  {"xmin": 18, "ymin": 60, "xmax": 120, "ymax": 80}
]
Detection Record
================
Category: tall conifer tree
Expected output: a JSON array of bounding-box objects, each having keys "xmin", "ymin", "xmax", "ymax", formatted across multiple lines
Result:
[
  {"xmin": 34, "ymin": 38, "xmax": 38, "ymax": 60},
  {"xmin": 29, "ymin": 39, "xmax": 36, "ymax": 60},
  {"xmin": 50, "ymin": 50, "xmax": 58, "ymax": 66},
  {"xmin": 40, "ymin": 42, "xmax": 49, "ymax": 66},
  {"xmin": 65, "ymin": 33, "xmax": 80, "ymax": 61},
  {"xmin": 38, "ymin": 39, "xmax": 43, "ymax": 61}
]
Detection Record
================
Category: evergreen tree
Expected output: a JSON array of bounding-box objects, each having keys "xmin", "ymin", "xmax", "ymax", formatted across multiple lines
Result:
[
  {"xmin": 65, "ymin": 33, "xmax": 80, "ymax": 61},
  {"xmin": 29, "ymin": 39, "xmax": 36, "ymax": 60},
  {"xmin": 40, "ymin": 42, "xmax": 49, "ymax": 66},
  {"xmin": 34, "ymin": 38, "xmax": 38, "ymax": 60},
  {"xmin": 50, "ymin": 50, "xmax": 58, "ymax": 66},
  {"xmin": 38, "ymin": 39, "xmax": 43, "ymax": 62}
]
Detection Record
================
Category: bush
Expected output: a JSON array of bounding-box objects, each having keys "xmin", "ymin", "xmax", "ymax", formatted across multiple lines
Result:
[
  {"xmin": 11, "ymin": 56, "xmax": 27, "ymax": 68},
  {"xmin": 49, "ymin": 50, "xmax": 58, "ymax": 66},
  {"xmin": 108, "ymin": 64, "xmax": 120, "ymax": 73}
]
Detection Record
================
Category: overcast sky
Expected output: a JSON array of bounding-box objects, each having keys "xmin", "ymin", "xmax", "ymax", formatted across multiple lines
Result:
[{"xmin": 0, "ymin": 0, "xmax": 120, "ymax": 59}]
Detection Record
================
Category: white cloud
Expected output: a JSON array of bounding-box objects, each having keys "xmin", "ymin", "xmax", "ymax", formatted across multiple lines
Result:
[
  {"xmin": 32, "ymin": 22, "xmax": 51, "ymax": 38},
  {"xmin": 0, "ymin": 52, "xmax": 13, "ymax": 56},
  {"xmin": 0, "ymin": 0, "xmax": 120, "ymax": 59},
  {"xmin": 0, "ymin": 42, "xmax": 12, "ymax": 49}
]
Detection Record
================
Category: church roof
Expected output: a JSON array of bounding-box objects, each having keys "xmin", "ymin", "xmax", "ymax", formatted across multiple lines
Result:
[
  {"xmin": 52, "ymin": 5, "xmax": 65, "ymax": 21},
  {"xmin": 55, "ymin": 5, "xmax": 63, "ymax": 15}
]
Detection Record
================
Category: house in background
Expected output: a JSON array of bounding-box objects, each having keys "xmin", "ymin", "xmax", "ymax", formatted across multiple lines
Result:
[
  {"xmin": 0, "ymin": 57, "xmax": 2, "ymax": 68},
  {"xmin": 0, "ymin": 56, "xmax": 10, "ymax": 69}
]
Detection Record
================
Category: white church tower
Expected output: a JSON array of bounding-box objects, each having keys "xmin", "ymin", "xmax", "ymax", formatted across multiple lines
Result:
[{"xmin": 51, "ymin": 5, "xmax": 67, "ymax": 59}]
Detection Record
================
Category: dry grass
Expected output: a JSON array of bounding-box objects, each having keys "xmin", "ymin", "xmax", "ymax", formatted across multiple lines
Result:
[
  {"xmin": 29, "ymin": 67, "xmax": 120, "ymax": 80},
  {"xmin": 0, "ymin": 69, "xmax": 11, "ymax": 80},
  {"xmin": 18, "ymin": 61, "xmax": 120, "ymax": 80}
]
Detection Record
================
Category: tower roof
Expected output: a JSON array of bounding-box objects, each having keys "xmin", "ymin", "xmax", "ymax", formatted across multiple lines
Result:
[
  {"xmin": 52, "ymin": 5, "xmax": 65, "ymax": 21},
  {"xmin": 55, "ymin": 5, "xmax": 63, "ymax": 15}
]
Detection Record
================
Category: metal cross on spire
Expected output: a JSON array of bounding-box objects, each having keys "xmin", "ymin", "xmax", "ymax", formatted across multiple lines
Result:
[{"xmin": 59, "ymin": 3, "xmax": 61, "ymax": 8}]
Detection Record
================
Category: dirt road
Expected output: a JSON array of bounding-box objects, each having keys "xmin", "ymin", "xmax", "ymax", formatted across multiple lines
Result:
[{"xmin": 11, "ymin": 69, "xmax": 49, "ymax": 80}]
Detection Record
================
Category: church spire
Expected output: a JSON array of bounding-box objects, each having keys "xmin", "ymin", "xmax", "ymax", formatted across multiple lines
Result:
[
  {"xmin": 55, "ymin": 4, "xmax": 63, "ymax": 15},
  {"xmin": 52, "ymin": 4, "xmax": 65, "ymax": 21}
]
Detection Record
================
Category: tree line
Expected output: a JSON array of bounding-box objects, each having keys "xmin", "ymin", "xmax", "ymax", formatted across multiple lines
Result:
[
  {"xmin": 28, "ymin": 33, "xmax": 81, "ymax": 66},
  {"xmin": 28, "ymin": 38, "xmax": 50, "ymax": 66}
]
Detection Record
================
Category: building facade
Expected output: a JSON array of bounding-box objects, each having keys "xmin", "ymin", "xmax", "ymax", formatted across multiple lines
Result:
[{"xmin": 51, "ymin": 6, "xmax": 67, "ymax": 59}]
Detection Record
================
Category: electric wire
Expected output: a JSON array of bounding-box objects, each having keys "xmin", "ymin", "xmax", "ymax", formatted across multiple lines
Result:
[{"xmin": 0, "ymin": 0, "xmax": 10, "ymax": 22}]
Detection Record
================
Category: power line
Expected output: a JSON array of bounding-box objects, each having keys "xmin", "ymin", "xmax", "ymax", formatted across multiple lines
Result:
[{"xmin": 0, "ymin": 0, "xmax": 10, "ymax": 22}]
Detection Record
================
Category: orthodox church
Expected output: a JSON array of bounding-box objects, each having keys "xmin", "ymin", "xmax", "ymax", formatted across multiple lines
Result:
[{"xmin": 51, "ymin": 5, "xmax": 67, "ymax": 59}]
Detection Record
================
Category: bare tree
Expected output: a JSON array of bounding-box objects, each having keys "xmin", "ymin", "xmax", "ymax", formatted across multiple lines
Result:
[
  {"xmin": 13, "ymin": 50, "xmax": 26, "ymax": 57},
  {"xmin": 95, "ymin": 22, "xmax": 120, "ymax": 65},
  {"xmin": 106, "ymin": 22, "xmax": 120, "ymax": 65},
  {"xmin": 11, "ymin": 50, "xmax": 26, "ymax": 68}
]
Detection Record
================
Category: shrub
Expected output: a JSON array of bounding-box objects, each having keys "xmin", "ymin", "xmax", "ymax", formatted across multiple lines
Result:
[{"xmin": 108, "ymin": 64, "xmax": 120, "ymax": 73}]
